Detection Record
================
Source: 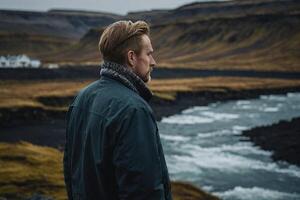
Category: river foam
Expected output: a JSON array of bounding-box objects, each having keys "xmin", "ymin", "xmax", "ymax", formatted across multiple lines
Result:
[
  {"xmin": 159, "ymin": 92, "xmax": 300, "ymax": 199},
  {"xmin": 215, "ymin": 186, "xmax": 300, "ymax": 200},
  {"xmin": 161, "ymin": 112, "xmax": 240, "ymax": 124}
]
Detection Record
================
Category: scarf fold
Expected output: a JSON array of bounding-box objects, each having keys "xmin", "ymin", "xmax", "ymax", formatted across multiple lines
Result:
[{"xmin": 100, "ymin": 61, "xmax": 153, "ymax": 102}]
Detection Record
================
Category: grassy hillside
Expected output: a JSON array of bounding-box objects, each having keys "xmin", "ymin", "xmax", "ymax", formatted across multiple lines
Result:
[
  {"xmin": 0, "ymin": 32, "xmax": 75, "ymax": 57},
  {"xmin": 0, "ymin": 142, "xmax": 220, "ymax": 200},
  {"xmin": 49, "ymin": 12, "xmax": 300, "ymax": 71},
  {"xmin": 40, "ymin": 28, "xmax": 104, "ymax": 63},
  {"xmin": 128, "ymin": 0, "xmax": 300, "ymax": 24},
  {"xmin": 0, "ymin": 9, "xmax": 120, "ymax": 39},
  {"xmin": 0, "ymin": 0, "xmax": 299, "ymax": 71},
  {"xmin": 0, "ymin": 9, "xmax": 120, "ymax": 57},
  {"xmin": 151, "ymin": 13, "xmax": 300, "ymax": 71}
]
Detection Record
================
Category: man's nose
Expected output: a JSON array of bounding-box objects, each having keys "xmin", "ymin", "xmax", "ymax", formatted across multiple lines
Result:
[{"xmin": 151, "ymin": 56, "xmax": 157, "ymax": 67}]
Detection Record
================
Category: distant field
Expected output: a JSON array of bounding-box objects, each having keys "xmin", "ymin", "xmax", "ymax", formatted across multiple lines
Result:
[{"xmin": 1, "ymin": 77, "xmax": 300, "ymax": 109}]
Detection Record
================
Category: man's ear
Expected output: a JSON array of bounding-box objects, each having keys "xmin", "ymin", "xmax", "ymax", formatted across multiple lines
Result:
[{"xmin": 127, "ymin": 50, "xmax": 136, "ymax": 69}]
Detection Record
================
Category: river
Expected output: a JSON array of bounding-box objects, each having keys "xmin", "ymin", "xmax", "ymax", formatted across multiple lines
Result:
[{"xmin": 158, "ymin": 92, "xmax": 300, "ymax": 200}]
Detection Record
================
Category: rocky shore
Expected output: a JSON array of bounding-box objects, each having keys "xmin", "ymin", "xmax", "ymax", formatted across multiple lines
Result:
[{"xmin": 243, "ymin": 117, "xmax": 300, "ymax": 166}]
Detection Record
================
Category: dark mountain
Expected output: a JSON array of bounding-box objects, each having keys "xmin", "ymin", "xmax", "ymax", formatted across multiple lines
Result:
[
  {"xmin": 1, "ymin": 0, "xmax": 300, "ymax": 71},
  {"xmin": 0, "ymin": 9, "xmax": 121, "ymax": 39},
  {"xmin": 0, "ymin": 9, "xmax": 121, "ymax": 56},
  {"xmin": 127, "ymin": 0, "xmax": 300, "ymax": 24}
]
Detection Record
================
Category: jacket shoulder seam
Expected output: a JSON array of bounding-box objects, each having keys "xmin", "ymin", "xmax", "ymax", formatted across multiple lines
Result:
[{"xmin": 70, "ymin": 105, "xmax": 109, "ymax": 121}]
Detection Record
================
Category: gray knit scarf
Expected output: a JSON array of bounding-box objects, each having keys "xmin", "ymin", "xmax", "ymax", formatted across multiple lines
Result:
[{"xmin": 100, "ymin": 61, "xmax": 153, "ymax": 102}]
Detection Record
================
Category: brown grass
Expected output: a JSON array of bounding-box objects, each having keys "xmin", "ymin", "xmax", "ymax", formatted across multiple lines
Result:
[
  {"xmin": 150, "ymin": 77, "xmax": 300, "ymax": 91},
  {"xmin": 0, "ymin": 142, "xmax": 66, "ymax": 200},
  {"xmin": 172, "ymin": 182, "xmax": 219, "ymax": 200},
  {"xmin": 0, "ymin": 79, "xmax": 92, "ymax": 108},
  {"xmin": 0, "ymin": 142, "xmax": 220, "ymax": 200},
  {"xmin": 1, "ymin": 77, "xmax": 300, "ymax": 108}
]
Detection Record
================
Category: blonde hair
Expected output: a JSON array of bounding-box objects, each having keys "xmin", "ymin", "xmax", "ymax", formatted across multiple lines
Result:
[{"xmin": 99, "ymin": 20, "xmax": 150, "ymax": 64}]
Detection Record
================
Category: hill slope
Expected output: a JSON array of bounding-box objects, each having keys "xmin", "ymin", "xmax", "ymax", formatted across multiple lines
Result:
[
  {"xmin": 0, "ymin": 9, "xmax": 121, "ymax": 56},
  {"xmin": 1, "ymin": 0, "xmax": 300, "ymax": 71},
  {"xmin": 127, "ymin": 0, "xmax": 300, "ymax": 24},
  {"xmin": 51, "ymin": 12, "xmax": 300, "ymax": 71},
  {"xmin": 150, "ymin": 13, "xmax": 300, "ymax": 71}
]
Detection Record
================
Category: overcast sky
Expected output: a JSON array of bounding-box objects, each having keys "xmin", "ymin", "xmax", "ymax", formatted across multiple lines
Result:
[{"xmin": 0, "ymin": 0, "xmax": 227, "ymax": 15}]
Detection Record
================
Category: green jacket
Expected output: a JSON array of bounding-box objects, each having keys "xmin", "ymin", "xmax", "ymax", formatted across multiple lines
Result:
[{"xmin": 64, "ymin": 61, "xmax": 172, "ymax": 200}]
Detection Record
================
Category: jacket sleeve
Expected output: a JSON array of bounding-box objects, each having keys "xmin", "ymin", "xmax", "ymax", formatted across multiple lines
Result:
[{"xmin": 112, "ymin": 107, "xmax": 166, "ymax": 200}]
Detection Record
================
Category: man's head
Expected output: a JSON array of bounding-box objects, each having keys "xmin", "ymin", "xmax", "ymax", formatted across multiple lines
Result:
[{"xmin": 99, "ymin": 20, "xmax": 156, "ymax": 83}]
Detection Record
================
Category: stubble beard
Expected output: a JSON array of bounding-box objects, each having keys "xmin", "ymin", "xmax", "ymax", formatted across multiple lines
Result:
[
  {"xmin": 137, "ymin": 67, "xmax": 152, "ymax": 83},
  {"xmin": 145, "ymin": 67, "xmax": 152, "ymax": 83}
]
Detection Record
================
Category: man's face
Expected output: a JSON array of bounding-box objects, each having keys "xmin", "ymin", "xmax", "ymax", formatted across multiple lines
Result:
[{"xmin": 133, "ymin": 34, "xmax": 156, "ymax": 83}]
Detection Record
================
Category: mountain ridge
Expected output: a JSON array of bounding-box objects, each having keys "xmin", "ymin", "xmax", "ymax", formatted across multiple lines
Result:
[{"xmin": 1, "ymin": 0, "xmax": 299, "ymax": 71}]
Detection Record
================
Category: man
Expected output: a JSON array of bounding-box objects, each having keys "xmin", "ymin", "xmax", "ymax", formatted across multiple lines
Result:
[{"xmin": 63, "ymin": 20, "xmax": 173, "ymax": 200}]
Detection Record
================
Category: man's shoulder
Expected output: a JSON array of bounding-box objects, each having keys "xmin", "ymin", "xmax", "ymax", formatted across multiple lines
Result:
[
  {"xmin": 71, "ymin": 79, "xmax": 100, "ymax": 105},
  {"xmin": 73, "ymin": 77, "xmax": 134, "ymax": 104},
  {"xmin": 98, "ymin": 76, "xmax": 150, "ymax": 109},
  {"xmin": 112, "ymin": 90, "xmax": 152, "ymax": 116},
  {"xmin": 74, "ymin": 77, "xmax": 153, "ymax": 117},
  {"xmin": 101, "ymin": 79, "xmax": 155, "ymax": 121}
]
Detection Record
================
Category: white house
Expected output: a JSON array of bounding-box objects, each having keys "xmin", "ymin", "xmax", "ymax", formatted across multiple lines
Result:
[
  {"xmin": 17, "ymin": 55, "xmax": 31, "ymax": 67},
  {"xmin": 30, "ymin": 60, "xmax": 41, "ymax": 68},
  {"xmin": 0, "ymin": 56, "xmax": 9, "ymax": 68},
  {"xmin": 0, "ymin": 55, "xmax": 41, "ymax": 68}
]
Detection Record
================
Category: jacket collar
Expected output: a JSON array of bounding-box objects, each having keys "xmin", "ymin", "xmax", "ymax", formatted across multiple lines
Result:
[{"xmin": 100, "ymin": 61, "xmax": 153, "ymax": 102}]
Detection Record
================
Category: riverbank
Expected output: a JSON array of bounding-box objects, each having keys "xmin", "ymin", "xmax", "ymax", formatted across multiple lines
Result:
[
  {"xmin": 1, "ymin": 86, "xmax": 300, "ymax": 148},
  {"xmin": 1, "ymin": 78, "xmax": 300, "ymax": 127},
  {"xmin": 243, "ymin": 117, "xmax": 300, "ymax": 167},
  {"xmin": 150, "ymin": 86, "xmax": 300, "ymax": 121}
]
